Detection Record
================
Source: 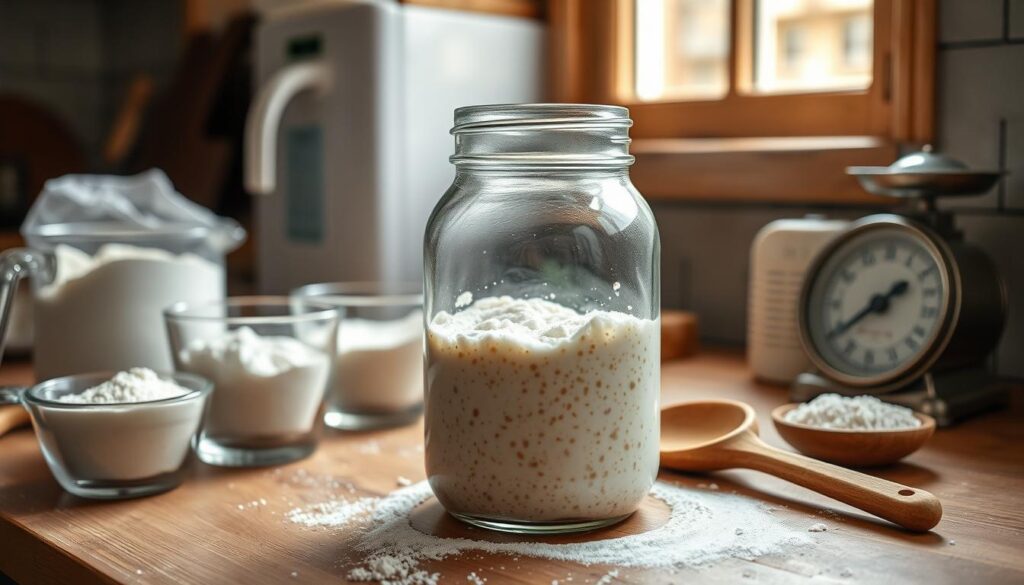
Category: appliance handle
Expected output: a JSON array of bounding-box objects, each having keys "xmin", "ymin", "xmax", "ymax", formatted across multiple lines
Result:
[{"xmin": 244, "ymin": 61, "xmax": 331, "ymax": 195}]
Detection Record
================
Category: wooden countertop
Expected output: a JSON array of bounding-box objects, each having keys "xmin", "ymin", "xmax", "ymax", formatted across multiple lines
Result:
[{"xmin": 1, "ymin": 351, "xmax": 1022, "ymax": 584}]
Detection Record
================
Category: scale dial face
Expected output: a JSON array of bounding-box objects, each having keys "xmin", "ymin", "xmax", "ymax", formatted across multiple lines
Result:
[{"xmin": 802, "ymin": 219, "xmax": 956, "ymax": 388}]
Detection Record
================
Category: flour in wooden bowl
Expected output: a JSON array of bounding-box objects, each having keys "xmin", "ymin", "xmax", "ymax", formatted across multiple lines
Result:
[
  {"xmin": 287, "ymin": 481, "xmax": 810, "ymax": 584},
  {"xmin": 784, "ymin": 393, "xmax": 921, "ymax": 430}
]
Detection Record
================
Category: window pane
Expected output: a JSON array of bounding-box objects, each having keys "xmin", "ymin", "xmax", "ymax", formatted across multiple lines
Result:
[
  {"xmin": 635, "ymin": 0, "xmax": 730, "ymax": 101},
  {"xmin": 753, "ymin": 0, "xmax": 873, "ymax": 93}
]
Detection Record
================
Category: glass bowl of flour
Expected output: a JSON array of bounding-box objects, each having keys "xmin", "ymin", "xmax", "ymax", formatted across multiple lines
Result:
[
  {"xmin": 291, "ymin": 282, "xmax": 423, "ymax": 431},
  {"xmin": 4, "ymin": 368, "xmax": 211, "ymax": 499},
  {"xmin": 164, "ymin": 297, "xmax": 339, "ymax": 467}
]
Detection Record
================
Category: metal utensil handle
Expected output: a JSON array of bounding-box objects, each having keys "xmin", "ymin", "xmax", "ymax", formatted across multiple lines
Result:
[
  {"xmin": 0, "ymin": 386, "xmax": 27, "ymax": 405},
  {"xmin": 0, "ymin": 248, "xmax": 51, "ymax": 365}
]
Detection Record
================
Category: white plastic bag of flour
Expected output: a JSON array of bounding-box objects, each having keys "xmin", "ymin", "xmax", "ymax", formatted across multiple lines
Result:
[{"xmin": 23, "ymin": 169, "xmax": 244, "ymax": 252}]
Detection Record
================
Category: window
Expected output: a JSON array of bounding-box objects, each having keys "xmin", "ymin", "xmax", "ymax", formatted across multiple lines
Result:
[
  {"xmin": 754, "ymin": 0, "xmax": 874, "ymax": 93},
  {"xmin": 635, "ymin": 0, "xmax": 730, "ymax": 100},
  {"xmin": 549, "ymin": 0, "xmax": 936, "ymax": 203}
]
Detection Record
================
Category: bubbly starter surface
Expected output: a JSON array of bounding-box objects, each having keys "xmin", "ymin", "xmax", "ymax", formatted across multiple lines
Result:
[{"xmin": 425, "ymin": 296, "xmax": 660, "ymax": 523}]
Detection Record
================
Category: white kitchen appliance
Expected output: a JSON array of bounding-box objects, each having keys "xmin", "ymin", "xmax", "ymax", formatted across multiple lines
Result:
[
  {"xmin": 245, "ymin": 0, "xmax": 543, "ymax": 293},
  {"xmin": 748, "ymin": 216, "xmax": 849, "ymax": 384}
]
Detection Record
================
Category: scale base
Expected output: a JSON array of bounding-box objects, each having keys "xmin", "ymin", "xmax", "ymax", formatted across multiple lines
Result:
[{"xmin": 791, "ymin": 368, "xmax": 1013, "ymax": 426}]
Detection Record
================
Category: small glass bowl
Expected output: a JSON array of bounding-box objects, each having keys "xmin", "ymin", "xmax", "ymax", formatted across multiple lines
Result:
[
  {"xmin": 3, "ymin": 371, "xmax": 211, "ymax": 500},
  {"xmin": 291, "ymin": 282, "xmax": 423, "ymax": 431},
  {"xmin": 164, "ymin": 296, "xmax": 339, "ymax": 467}
]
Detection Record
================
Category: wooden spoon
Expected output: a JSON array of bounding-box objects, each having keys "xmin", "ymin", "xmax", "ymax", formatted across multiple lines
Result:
[
  {"xmin": 771, "ymin": 403, "xmax": 936, "ymax": 467},
  {"xmin": 660, "ymin": 399, "xmax": 942, "ymax": 532},
  {"xmin": 0, "ymin": 387, "xmax": 30, "ymax": 437},
  {"xmin": 0, "ymin": 405, "xmax": 29, "ymax": 437}
]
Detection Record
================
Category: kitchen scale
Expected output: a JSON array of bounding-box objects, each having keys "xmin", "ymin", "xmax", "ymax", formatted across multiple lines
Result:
[{"xmin": 791, "ymin": 148, "xmax": 1012, "ymax": 426}]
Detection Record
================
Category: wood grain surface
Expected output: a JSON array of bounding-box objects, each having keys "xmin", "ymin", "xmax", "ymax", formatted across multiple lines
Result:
[{"xmin": 1, "ymin": 351, "xmax": 1022, "ymax": 584}]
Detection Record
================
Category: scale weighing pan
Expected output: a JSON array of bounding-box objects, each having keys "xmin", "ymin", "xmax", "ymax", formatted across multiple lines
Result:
[{"xmin": 848, "ymin": 149, "xmax": 1004, "ymax": 199}]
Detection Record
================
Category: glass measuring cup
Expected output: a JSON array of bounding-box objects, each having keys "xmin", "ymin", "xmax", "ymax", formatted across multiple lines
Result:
[{"xmin": 0, "ymin": 221, "xmax": 245, "ymax": 379}]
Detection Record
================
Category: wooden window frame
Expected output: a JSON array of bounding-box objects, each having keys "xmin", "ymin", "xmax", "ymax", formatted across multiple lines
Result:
[{"xmin": 549, "ymin": 0, "xmax": 936, "ymax": 204}]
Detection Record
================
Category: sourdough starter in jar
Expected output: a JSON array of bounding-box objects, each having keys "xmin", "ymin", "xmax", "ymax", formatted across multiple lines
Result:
[{"xmin": 426, "ymin": 296, "xmax": 660, "ymax": 523}]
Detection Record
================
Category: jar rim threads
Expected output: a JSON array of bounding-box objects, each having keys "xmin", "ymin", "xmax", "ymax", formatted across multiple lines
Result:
[
  {"xmin": 450, "ymin": 103, "xmax": 634, "ymax": 169},
  {"xmin": 452, "ymin": 103, "xmax": 632, "ymax": 133}
]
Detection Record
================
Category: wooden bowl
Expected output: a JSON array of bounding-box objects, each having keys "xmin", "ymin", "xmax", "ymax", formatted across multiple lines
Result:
[{"xmin": 771, "ymin": 403, "xmax": 936, "ymax": 467}]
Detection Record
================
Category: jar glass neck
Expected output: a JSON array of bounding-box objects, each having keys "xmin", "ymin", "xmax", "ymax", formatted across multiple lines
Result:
[
  {"xmin": 452, "ymin": 126, "xmax": 633, "ymax": 170},
  {"xmin": 454, "ymin": 167, "xmax": 630, "ymax": 179},
  {"xmin": 450, "ymin": 105, "xmax": 634, "ymax": 170}
]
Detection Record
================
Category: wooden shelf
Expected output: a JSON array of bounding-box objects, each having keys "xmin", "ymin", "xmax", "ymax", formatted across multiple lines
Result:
[
  {"xmin": 399, "ymin": 0, "xmax": 543, "ymax": 18},
  {"xmin": 631, "ymin": 136, "xmax": 899, "ymax": 205}
]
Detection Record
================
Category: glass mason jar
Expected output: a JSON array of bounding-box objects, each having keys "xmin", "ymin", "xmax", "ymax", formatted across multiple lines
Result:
[{"xmin": 423, "ymin": 104, "xmax": 661, "ymax": 534}]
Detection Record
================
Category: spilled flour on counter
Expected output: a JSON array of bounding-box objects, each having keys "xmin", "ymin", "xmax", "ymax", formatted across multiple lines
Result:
[{"xmin": 287, "ymin": 481, "xmax": 810, "ymax": 584}]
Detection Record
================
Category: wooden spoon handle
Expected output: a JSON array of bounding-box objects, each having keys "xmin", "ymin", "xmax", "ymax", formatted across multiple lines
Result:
[
  {"xmin": 0, "ymin": 405, "xmax": 29, "ymax": 437},
  {"xmin": 731, "ymin": 432, "xmax": 942, "ymax": 532}
]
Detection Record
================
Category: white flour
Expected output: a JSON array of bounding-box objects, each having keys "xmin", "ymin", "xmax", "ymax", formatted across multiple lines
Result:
[
  {"xmin": 328, "ymin": 311, "xmax": 423, "ymax": 415},
  {"xmin": 288, "ymin": 481, "xmax": 810, "ymax": 584},
  {"xmin": 179, "ymin": 327, "xmax": 330, "ymax": 438},
  {"xmin": 58, "ymin": 367, "xmax": 189, "ymax": 404},
  {"xmin": 34, "ymin": 243, "xmax": 223, "ymax": 379},
  {"xmin": 42, "ymin": 369, "xmax": 205, "ymax": 480},
  {"xmin": 784, "ymin": 393, "xmax": 921, "ymax": 430}
]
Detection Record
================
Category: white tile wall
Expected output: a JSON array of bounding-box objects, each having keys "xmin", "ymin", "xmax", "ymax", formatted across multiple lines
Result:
[
  {"xmin": 100, "ymin": 0, "xmax": 181, "ymax": 76},
  {"xmin": 0, "ymin": 0, "xmax": 180, "ymax": 165},
  {"xmin": 0, "ymin": 73, "xmax": 104, "ymax": 153},
  {"xmin": 652, "ymin": 205, "xmax": 864, "ymax": 345},
  {"xmin": 1010, "ymin": 0, "xmax": 1024, "ymax": 39},
  {"xmin": 939, "ymin": 0, "xmax": 1004, "ymax": 43},
  {"xmin": 937, "ymin": 44, "xmax": 1024, "ymax": 210}
]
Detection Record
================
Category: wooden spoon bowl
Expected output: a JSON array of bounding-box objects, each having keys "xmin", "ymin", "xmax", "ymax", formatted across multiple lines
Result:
[
  {"xmin": 660, "ymin": 400, "xmax": 942, "ymax": 532},
  {"xmin": 771, "ymin": 404, "xmax": 936, "ymax": 467}
]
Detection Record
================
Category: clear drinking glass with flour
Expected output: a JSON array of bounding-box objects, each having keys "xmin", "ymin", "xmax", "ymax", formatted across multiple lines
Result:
[
  {"xmin": 0, "ymin": 170, "xmax": 245, "ymax": 378},
  {"xmin": 291, "ymin": 282, "xmax": 424, "ymax": 430},
  {"xmin": 164, "ymin": 297, "xmax": 339, "ymax": 467}
]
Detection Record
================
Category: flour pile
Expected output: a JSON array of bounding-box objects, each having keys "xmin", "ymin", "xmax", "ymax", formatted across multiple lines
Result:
[
  {"xmin": 784, "ymin": 393, "xmax": 921, "ymax": 430},
  {"xmin": 287, "ymin": 481, "xmax": 810, "ymax": 584},
  {"xmin": 58, "ymin": 367, "xmax": 190, "ymax": 404},
  {"xmin": 178, "ymin": 326, "xmax": 330, "ymax": 437}
]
